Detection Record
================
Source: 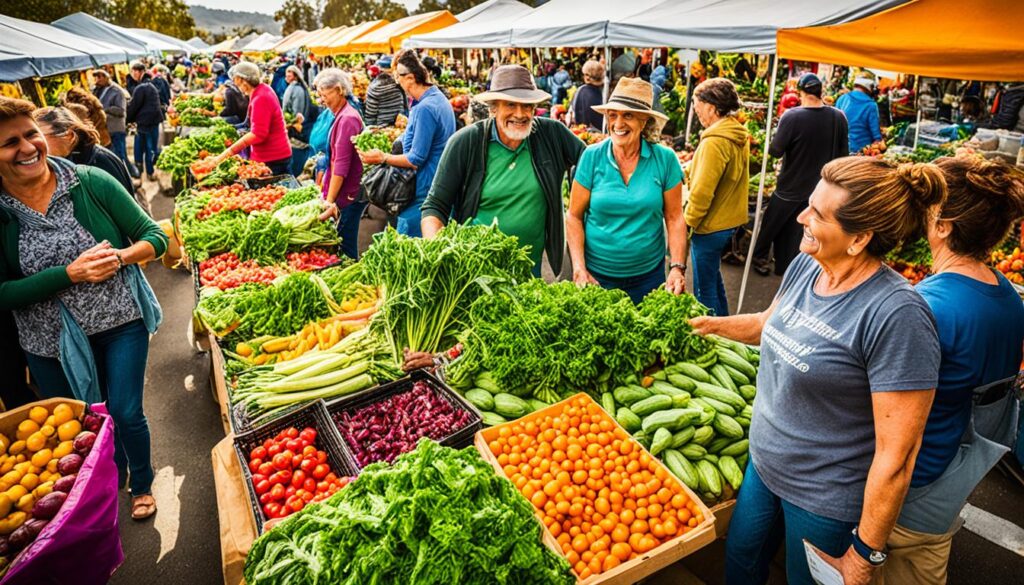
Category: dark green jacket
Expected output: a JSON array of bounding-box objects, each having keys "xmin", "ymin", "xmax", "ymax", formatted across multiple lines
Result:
[
  {"xmin": 0, "ymin": 165, "xmax": 167, "ymax": 310},
  {"xmin": 422, "ymin": 117, "xmax": 585, "ymax": 273}
]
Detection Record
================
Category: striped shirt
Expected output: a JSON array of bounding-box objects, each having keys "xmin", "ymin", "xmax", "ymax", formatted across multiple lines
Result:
[{"xmin": 363, "ymin": 76, "xmax": 406, "ymax": 127}]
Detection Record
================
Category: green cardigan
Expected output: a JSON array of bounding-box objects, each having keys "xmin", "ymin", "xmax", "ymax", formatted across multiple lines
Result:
[
  {"xmin": 0, "ymin": 165, "xmax": 167, "ymax": 311},
  {"xmin": 421, "ymin": 117, "xmax": 585, "ymax": 273}
]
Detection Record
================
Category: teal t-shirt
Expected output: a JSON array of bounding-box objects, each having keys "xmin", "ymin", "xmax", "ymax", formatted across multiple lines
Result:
[
  {"xmin": 474, "ymin": 127, "xmax": 546, "ymax": 276},
  {"xmin": 575, "ymin": 140, "xmax": 682, "ymax": 278}
]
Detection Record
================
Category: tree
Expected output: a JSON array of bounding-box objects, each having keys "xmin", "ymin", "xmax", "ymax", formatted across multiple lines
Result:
[
  {"xmin": 321, "ymin": 0, "xmax": 407, "ymax": 28},
  {"xmin": 110, "ymin": 0, "xmax": 196, "ymax": 40},
  {"xmin": 3, "ymin": 0, "xmax": 113, "ymax": 25},
  {"xmin": 415, "ymin": 0, "xmax": 490, "ymax": 15},
  {"xmin": 274, "ymin": 0, "xmax": 319, "ymax": 36}
]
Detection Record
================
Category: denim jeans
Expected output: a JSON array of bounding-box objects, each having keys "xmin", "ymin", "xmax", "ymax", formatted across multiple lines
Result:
[
  {"xmin": 265, "ymin": 157, "xmax": 292, "ymax": 176},
  {"xmin": 690, "ymin": 228, "xmax": 734, "ymax": 316},
  {"xmin": 725, "ymin": 460, "xmax": 856, "ymax": 585},
  {"xmin": 25, "ymin": 320, "xmax": 154, "ymax": 496},
  {"xmin": 109, "ymin": 131, "xmax": 128, "ymax": 166},
  {"xmin": 396, "ymin": 202, "xmax": 423, "ymax": 238},
  {"xmin": 290, "ymin": 146, "xmax": 313, "ymax": 177},
  {"xmin": 133, "ymin": 126, "xmax": 161, "ymax": 176},
  {"xmin": 591, "ymin": 263, "xmax": 665, "ymax": 304},
  {"xmin": 337, "ymin": 199, "xmax": 367, "ymax": 260}
]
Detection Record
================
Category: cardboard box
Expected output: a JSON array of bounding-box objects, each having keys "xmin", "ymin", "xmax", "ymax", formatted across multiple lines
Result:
[
  {"xmin": 208, "ymin": 335, "xmax": 232, "ymax": 435},
  {"xmin": 212, "ymin": 435, "xmax": 257, "ymax": 585},
  {"xmin": 475, "ymin": 393, "xmax": 716, "ymax": 585}
]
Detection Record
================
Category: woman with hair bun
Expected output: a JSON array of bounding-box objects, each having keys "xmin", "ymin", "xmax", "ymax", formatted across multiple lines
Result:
[
  {"xmin": 876, "ymin": 159, "xmax": 1024, "ymax": 585},
  {"xmin": 691, "ymin": 156, "xmax": 945, "ymax": 585}
]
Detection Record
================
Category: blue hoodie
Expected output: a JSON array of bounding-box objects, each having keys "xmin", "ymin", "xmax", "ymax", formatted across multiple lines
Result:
[
  {"xmin": 835, "ymin": 89, "xmax": 881, "ymax": 153},
  {"xmin": 650, "ymin": 66, "xmax": 667, "ymax": 113}
]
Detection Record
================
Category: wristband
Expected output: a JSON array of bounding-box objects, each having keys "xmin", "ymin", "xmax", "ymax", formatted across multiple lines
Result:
[
  {"xmin": 669, "ymin": 262, "xmax": 687, "ymax": 274},
  {"xmin": 851, "ymin": 527, "xmax": 887, "ymax": 566}
]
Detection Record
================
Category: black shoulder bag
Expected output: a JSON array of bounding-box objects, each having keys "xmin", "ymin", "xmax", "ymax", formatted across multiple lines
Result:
[{"xmin": 361, "ymin": 139, "xmax": 417, "ymax": 216}]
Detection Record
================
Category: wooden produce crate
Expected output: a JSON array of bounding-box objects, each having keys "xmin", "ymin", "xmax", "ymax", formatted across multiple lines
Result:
[
  {"xmin": 711, "ymin": 499, "xmax": 736, "ymax": 538},
  {"xmin": 209, "ymin": 334, "xmax": 232, "ymax": 435},
  {"xmin": 475, "ymin": 394, "xmax": 716, "ymax": 585}
]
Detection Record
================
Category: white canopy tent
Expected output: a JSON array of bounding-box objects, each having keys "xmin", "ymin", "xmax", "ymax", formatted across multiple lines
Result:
[
  {"xmin": 129, "ymin": 28, "xmax": 195, "ymax": 54},
  {"xmin": 187, "ymin": 37, "xmax": 211, "ymax": 51},
  {"xmin": 241, "ymin": 33, "xmax": 283, "ymax": 51},
  {"xmin": 507, "ymin": 0, "xmax": 664, "ymax": 48},
  {"xmin": 0, "ymin": 14, "xmax": 134, "ymax": 81},
  {"xmin": 404, "ymin": 0, "xmax": 534, "ymax": 48},
  {"xmin": 52, "ymin": 12, "xmax": 161, "ymax": 56}
]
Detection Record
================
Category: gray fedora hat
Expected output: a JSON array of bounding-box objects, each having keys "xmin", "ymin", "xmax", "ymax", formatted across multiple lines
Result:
[{"xmin": 475, "ymin": 64, "xmax": 551, "ymax": 104}]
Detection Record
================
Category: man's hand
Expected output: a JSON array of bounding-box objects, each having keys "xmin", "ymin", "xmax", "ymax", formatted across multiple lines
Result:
[
  {"xmin": 815, "ymin": 546, "xmax": 877, "ymax": 585},
  {"xmin": 572, "ymin": 269, "xmax": 599, "ymax": 288},
  {"xmin": 666, "ymin": 268, "xmax": 686, "ymax": 294},
  {"xmin": 357, "ymin": 149, "xmax": 386, "ymax": 165}
]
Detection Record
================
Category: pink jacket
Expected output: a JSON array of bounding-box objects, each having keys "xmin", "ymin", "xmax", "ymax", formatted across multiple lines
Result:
[{"xmin": 246, "ymin": 83, "xmax": 291, "ymax": 163}]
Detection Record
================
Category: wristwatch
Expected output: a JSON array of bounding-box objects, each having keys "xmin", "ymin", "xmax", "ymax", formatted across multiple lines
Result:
[
  {"xmin": 851, "ymin": 527, "xmax": 888, "ymax": 566},
  {"xmin": 669, "ymin": 262, "xmax": 687, "ymax": 274},
  {"xmin": 115, "ymin": 251, "xmax": 125, "ymax": 269}
]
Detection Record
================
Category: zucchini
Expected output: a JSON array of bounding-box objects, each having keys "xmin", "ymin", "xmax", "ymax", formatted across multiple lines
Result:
[
  {"xmin": 480, "ymin": 411, "xmax": 508, "ymax": 426},
  {"xmin": 740, "ymin": 404, "xmax": 754, "ymax": 419},
  {"xmin": 713, "ymin": 413, "xmax": 745, "ymax": 439},
  {"xmin": 650, "ymin": 427, "xmax": 672, "ymax": 456},
  {"xmin": 718, "ymin": 455, "xmax": 744, "ymax": 490},
  {"xmin": 641, "ymin": 408, "xmax": 702, "ymax": 434},
  {"xmin": 666, "ymin": 363, "xmax": 712, "ymax": 383},
  {"xmin": 693, "ymin": 382, "xmax": 747, "ymax": 411},
  {"xmin": 601, "ymin": 392, "xmax": 616, "ymax": 415},
  {"xmin": 474, "ymin": 372, "xmax": 501, "ymax": 394},
  {"xmin": 667, "ymin": 374, "xmax": 698, "ymax": 391},
  {"xmin": 736, "ymin": 453, "xmax": 749, "ymax": 469},
  {"xmin": 613, "ymin": 385, "xmax": 651, "ymax": 406},
  {"xmin": 680, "ymin": 443, "xmax": 707, "ymax": 460},
  {"xmin": 670, "ymin": 426, "xmax": 696, "ymax": 449},
  {"xmin": 650, "ymin": 381, "xmax": 687, "ymax": 398},
  {"xmin": 719, "ymin": 439, "xmax": 749, "ymax": 457},
  {"xmin": 528, "ymin": 398, "xmax": 553, "ymax": 413},
  {"xmin": 493, "ymin": 393, "xmax": 530, "ymax": 419},
  {"xmin": 671, "ymin": 393, "xmax": 691, "ymax": 408},
  {"xmin": 663, "ymin": 449, "xmax": 699, "ymax": 490},
  {"xmin": 616, "ymin": 407, "xmax": 642, "ymax": 433},
  {"xmin": 707, "ymin": 436, "xmax": 734, "ymax": 454},
  {"xmin": 735, "ymin": 416, "xmax": 751, "ymax": 429},
  {"xmin": 721, "ymin": 363, "xmax": 751, "ymax": 386},
  {"xmin": 464, "ymin": 388, "xmax": 495, "ymax": 412},
  {"xmin": 695, "ymin": 459, "xmax": 722, "ymax": 497},
  {"xmin": 691, "ymin": 396, "xmax": 737, "ymax": 416},
  {"xmin": 716, "ymin": 347, "xmax": 758, "ymax": 379},
  {"xmin": 738, "ymin": 384, "xmax": 757, "ymax": 402},
  {"xmin": 630, "ymin": 394, "xmax": 673, "ymax": 417},
  {"xmin": 702, "ymin": 453, "xmax": 719, "ymax": 465},
  {"xmin": 692, "ymin": 425, "xmax": 715, "ymax": 446},
  {"xmin": 633, "ymin": 429, "xmax": 651, "ymax": 450},
  {"xmin": 651, "ymin": 370, "xmax": 667, "ymax": 381},
  {"xmin": 710, "ymin": 364, "xmax": 739, "ymax": 393}
]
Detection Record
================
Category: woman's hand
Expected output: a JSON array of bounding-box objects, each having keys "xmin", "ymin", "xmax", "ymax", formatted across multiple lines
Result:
[
  {"xmin": 318, "ymin": 200, "xmax": 338, "ymax": 222},
  {"xmin": 573, "ymin": 269, "xmax": 599, "ymax": 288},
  {"xmin": 402, "ymin": 348, "xmax": 435, "ymax": 372},
  {"xmin": 666, "ymin": 268, "xmax": 686, "ymax": 294},
  {"xmin": 66, "ymin": 242, "xmax": 120, "ymax": 284},
  {"xmin": 357, "ymin": 149, "xmax": 386, "ymax": 165}
]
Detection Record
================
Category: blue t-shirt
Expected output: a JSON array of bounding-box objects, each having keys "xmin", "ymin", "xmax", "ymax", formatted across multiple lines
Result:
[
  {"xmin": 400, "ymin": 86, "xmax": 456, "ymax": 231},
  {"xmin": 912, "ymin": 271, "xmax": 1024, "ymax": 486},
  {"xmin": 575, "ymin": 140, "xmax": 682, "ymax": 278},
  {"xmin": 835, "ymin": 90, "xmax": 881, "ymax": 153},
  {"xmin": 750, "ymin": 254, "xmax": 940, "ymax": 522}
]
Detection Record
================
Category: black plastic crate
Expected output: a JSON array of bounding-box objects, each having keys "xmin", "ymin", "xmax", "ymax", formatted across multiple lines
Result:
[
  {"xmin": 325, "ymin": 370, "xmax": 482, "ymax": 469},
  {"xmin": 230, "ymin": 397, "xmax": 318, "ymax": 436},
  {"xmin": 243, "ymin": 174, "xmax": 302, "ymax": 190},
  {"xmin": 232, "ymin": 399, "xmax": 356, "ymax": 533}
]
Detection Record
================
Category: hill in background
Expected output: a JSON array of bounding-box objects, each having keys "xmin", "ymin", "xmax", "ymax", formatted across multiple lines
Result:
[{"xmin": 190, "ymin": 4, "xmax": 281, "ymax": 36}]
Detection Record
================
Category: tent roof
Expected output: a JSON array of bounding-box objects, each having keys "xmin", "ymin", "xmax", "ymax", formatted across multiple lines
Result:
[
  {"xmin": 242, "ymin": 32, "xmax": 282, "ymax": 52},
  {"xmin": 507, "ymin": 0, "xmax": 666, "ymax": 48},
  {"xmin": 129, "ymin": 28, "xmax": 194, "ymax": 53},
  {"xmin": 606, "ymin": 0, "xmax": 908, "ymax": 53},
  {"xmin": 308, "ymin": 21, "xmax": 388, "ymax": 56},
  {"xmin": 272, "ymin": 29, "xmax": 311, "ymax": 52},
  {"xmin": 51, "ymin": 12, "xmax": 157, "ymax": 56},
  {"xmin": 187, "ymin": 36, "xmax": 211, "ymax": 50},
  {"xmin": 232, "ymin": 32, "xmax": 260, "ymax": 50},
  {"xmin": 405, "ymin": 0, "xmax": 534, "ymax": 48},
  {"xmin": 345, "ymin": 11, "xmax": 458, "ymax": 54},
  {"xmin": 288, "ymin": 27, "xmax": 343, "ymax": 52},
  {"xmin": 0, "ymin": 13, "xmax": 131, "ymax": 79},
  {"xmin": 778, "ymin": 0, "xmax": 1024, "ymax": 81},
  {"xmin": 208, "ymin": 37, "xmax": 239, "ymax": 53}
]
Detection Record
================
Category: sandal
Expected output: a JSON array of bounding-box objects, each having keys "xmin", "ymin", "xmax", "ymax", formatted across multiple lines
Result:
[{"xmin": 131, "ymin": 494, "xmax": 157, "ymax": 520}]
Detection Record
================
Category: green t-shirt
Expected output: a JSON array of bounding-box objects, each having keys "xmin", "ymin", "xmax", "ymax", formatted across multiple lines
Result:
[
  {"xmin": 575, "ymin": 140, "xmax": 682, "ymax": 278},
  {"xmin": 474, "ymin": 131, "xmax": 547, "ymax": 276}
]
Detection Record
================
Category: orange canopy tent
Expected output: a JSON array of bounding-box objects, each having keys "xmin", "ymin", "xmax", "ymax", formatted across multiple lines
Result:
[
  {"xmin": 308, "ymin": 20, "xmax": 390, "ymax": 56},
  {"xmin": 777, "ymin": 0, "xmax": 1024, "ymax": 81},
  {"xmin": 273, "ymin": 29, "xmax": 313, "ymax": 53},
  {"xmin": 344, "ymin": 11, "xmax": 458, "ymax": 54}
]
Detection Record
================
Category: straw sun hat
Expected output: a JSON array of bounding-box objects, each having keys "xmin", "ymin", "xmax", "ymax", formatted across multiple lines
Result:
[{"xmin": 592, "ymin": 77, "xmax": 669, "ymax": 130}]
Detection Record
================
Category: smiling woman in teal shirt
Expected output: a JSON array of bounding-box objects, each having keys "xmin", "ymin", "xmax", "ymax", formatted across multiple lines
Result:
[{"xmin": 567, "ymin": 78, "xmax": 686, "ymax": 303}]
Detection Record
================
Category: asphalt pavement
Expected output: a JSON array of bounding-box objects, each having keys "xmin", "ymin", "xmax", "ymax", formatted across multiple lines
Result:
[{"xmin": 108, "ymin": 175, "xmax": 1024, "ymax": 584}]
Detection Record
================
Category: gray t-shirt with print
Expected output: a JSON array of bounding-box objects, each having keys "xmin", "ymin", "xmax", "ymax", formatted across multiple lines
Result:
[{"xmin": 749, "ymin": 253, "xmax": 940, "ymax": 523}]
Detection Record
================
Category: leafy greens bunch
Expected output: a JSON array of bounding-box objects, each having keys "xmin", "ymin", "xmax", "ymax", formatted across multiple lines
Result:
[{"xmin": 244, "ymin": 439, "xmax": 575, "ymax": 585}]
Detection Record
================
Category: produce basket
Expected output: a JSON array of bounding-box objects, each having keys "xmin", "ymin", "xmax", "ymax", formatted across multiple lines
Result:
[
  {"xmin": 243, "ymin": 174, "xmax": 302, "ymax": 190},
  {"xmin": 232, "ymin": 400, "xmax": 357, "ymax": 533},
  {"xmin": 325, "ymin": 370, "xmax": 482, "ymax": 469},
  {"xmin": 475, "ymin": 393, "xmax": 716, "ymax": 585}
]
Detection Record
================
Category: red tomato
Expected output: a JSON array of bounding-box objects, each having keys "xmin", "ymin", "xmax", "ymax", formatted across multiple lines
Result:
[
  {"xmin": 258, "ymin": 462, "xmax": 274, "ymax": 476},
  {"xmin": 270, "ymin": 483, "xmax": 285, "ymax": 501},
  {"xmin": 262, "ymin": 438, "xmax": 274, "ymax": 450},
  {"xmin": 254, "ymin": 479, "xmax": 270, "ymax": 495},
  {"xmin": 292, "ymin": 454, "xmax": 303, "ymax": 468},
  {"xmin": 324, "ymin": 472, "xmax": 337, "ymax": 483},
  {"xmin": 291, "ymin": 470, "xmax": 306, "ymax": 488},
  {"xmin": 299, "ymin": 428, "xmax": 317, "ymax": 443},
  {"xmin": 251, "ymin": 473, "xmax": 267, "ymax": 485},
  {"xmin": 259, "ymin": 491, "xmax": 274, "ymax": 505},
  {"xmin": 312, "ymin": 464, "xmax": 329, "ymax": 480},
  {"xmin": 316, "ymin": 480, "xmax": 329, "ymax": 493},
  {"xmin": 248, "ymin": 458, "xmax": 263, "ymax": 474},
  {"xmin": 264, "ymin": 502, "xmax": 281, "ymax": 518},
  {"xmin": 272, "ymin": 453, "xmax": 291, "ymax": 471},
  {"xmin": 285, "ymin": 427, "xmax": 300, "ymax": 439},
  {"xmin": 299, "ymin": 458, "xmax": 316, "ymax": 473},
  {"xmin": 267, "ymin": 443, "xmax": 282, "ymax": 457},
  {"xmin": 304, "ymin": 478, "xmax": 317, "ymax": 492},
  {"xmin": 250, "ymin": 447, "xmax": 267, "ymax": 463},
  {"xmin": 302, "ymin": 445, "xmax": 317, "ymax": 458},
  {"xmin": 284, "ymin": 486, "xmax": 297, "ymax": 498},
  {"xmin": 300, "ymin": 491, "xmax": 314, "ymax": 503},
  {"xmin": 316, "ymin": 451, "xmax": 327, "ymax": 464}
]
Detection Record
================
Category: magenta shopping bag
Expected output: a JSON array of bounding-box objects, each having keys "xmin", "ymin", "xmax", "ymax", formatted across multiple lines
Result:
[{"xmin": 1, "ymin": 404, "xmax": 124, "ymax": 585}]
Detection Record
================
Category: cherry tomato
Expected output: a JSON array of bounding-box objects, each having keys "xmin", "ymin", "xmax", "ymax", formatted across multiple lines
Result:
[
  {"xmin": 254, "ymin": 479, "xmax": 270, "ymax": 495},
  {"xmin": 291, "ymin": 470, "xmax": 306, "ymax": 489},
  {"xmin": 299, "ymin": 428, "xmax": 317, "ymax": 443},
  {"xmin": 272, "ymin": 453, "xmax": 291, "ymax": 471},
  {"xmin": 267, "ymin": 443, "xmax": 282, "ymax": 457},
  {"xmin": 270, "ymin": 483, "xmax": 285, "ymax": 501},
  {"xmin": 299, "ymin": 458, "xmax": 316, "ymax": 473},
  {"xmin": 285, "ymin": 427, "xmax": 300, "ymax": 439},
  {"xmin": 248, "ymin": 458, "xmax": 263, "ymax": 474},
  {"xmin": 316, "ymin": 451, "xmax": 327, "ymax": 464},
  {"xmin": 312, "ymin": 464, "xmax": 329, "ymax": 480},
  {"xmin": 304, "ymin": 478, "xmax": 317, "ymax": 492},
  {"xmin": 258, "ymin": 462, "xmax": 274, "ymax": 476},
  {"xmin": 302, "ymin": 446, "xmax": 317, "ymax": 458}
]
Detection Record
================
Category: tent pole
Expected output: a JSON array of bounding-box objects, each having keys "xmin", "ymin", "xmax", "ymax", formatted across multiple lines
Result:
[
  {"xmin": 737, "ymin": 54, "xmax": 780, "ymax": 314},
  {"xmin": 683, "ymin": 58, "xmax": 693, "ymax": 144},
  {"xmin": 912, "ymin": 76, "xmax": 922, "ymax": 149},
  {"xmin": 603, "ymin": 45, "xmax": 612, "ymax": 133}
]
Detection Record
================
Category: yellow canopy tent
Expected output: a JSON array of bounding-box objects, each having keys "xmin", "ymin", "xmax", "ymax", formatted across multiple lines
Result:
[
  {"xmin": 295, "ymin": 27, "xmax": 345, "ymax": 51},
  {"xmin": 345, "ymin": 11, "xmax": 458, "ymax": 54},
  {"xmin": 309, "ymin": 20, "xmax": 390, "ymax": 56},
  {"xmin": 777, "ymin": 0, "xmax": 1024, "ymax": 81}
]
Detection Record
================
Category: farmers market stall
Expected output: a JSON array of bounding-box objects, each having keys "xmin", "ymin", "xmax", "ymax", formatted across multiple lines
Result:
[
  {"xmin": 306, "ymin": 21, "xmax": 389, "ymax": 57},
  {"xmin": 341, "ymin": 11, "xmax": 459, "ymax": 55}
]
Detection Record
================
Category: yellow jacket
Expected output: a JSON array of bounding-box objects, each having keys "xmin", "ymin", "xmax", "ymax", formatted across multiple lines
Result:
[{"xmin": 685, "ymin": 116, "xmax": 750, "ymax": 234}]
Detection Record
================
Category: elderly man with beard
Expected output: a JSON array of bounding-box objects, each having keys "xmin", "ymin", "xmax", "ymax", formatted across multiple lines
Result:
[{"xmin": 421, "ymin": 65, "xmax": 585, "ymax": 276}]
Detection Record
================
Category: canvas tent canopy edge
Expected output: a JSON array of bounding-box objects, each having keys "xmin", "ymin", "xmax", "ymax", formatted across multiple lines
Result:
[
  {"xmin": 777, "ymin": 0, "xmax": 1024, "ymax": 81},
  {"xmin": 308, "ymin": 20, "xmax": 390, "ymax": 56},
  {"xmin": 0, "ymin": 14, "xmax": 133, "ymax": 82},
  {"xmin": 404, "ymin": 0, "xmax": 534, "ymax": 49},
  {"xmin": 344, "ymin": 11, "xmax": 458, "ymax": 54},
  {"xmin": 52, "ymin": 12, "xmax": 158, "ymax": 56}
]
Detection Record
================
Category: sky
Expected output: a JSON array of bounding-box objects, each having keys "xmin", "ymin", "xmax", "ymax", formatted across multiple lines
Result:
[{"xmin": 188, "ymin": 0, "xmax": 422, "ymax": 16}]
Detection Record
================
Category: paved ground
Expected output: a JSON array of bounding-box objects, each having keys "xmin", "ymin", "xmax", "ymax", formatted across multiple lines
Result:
[{"xmin": 109, "ymin": 175, "xmax": 1024, "ymax": 584}]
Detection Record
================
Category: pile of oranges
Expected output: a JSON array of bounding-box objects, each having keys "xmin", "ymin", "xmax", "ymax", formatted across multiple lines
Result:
[{"xmin": 486, "ymin": 395, "xmax": 704, "ymax": 580}]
